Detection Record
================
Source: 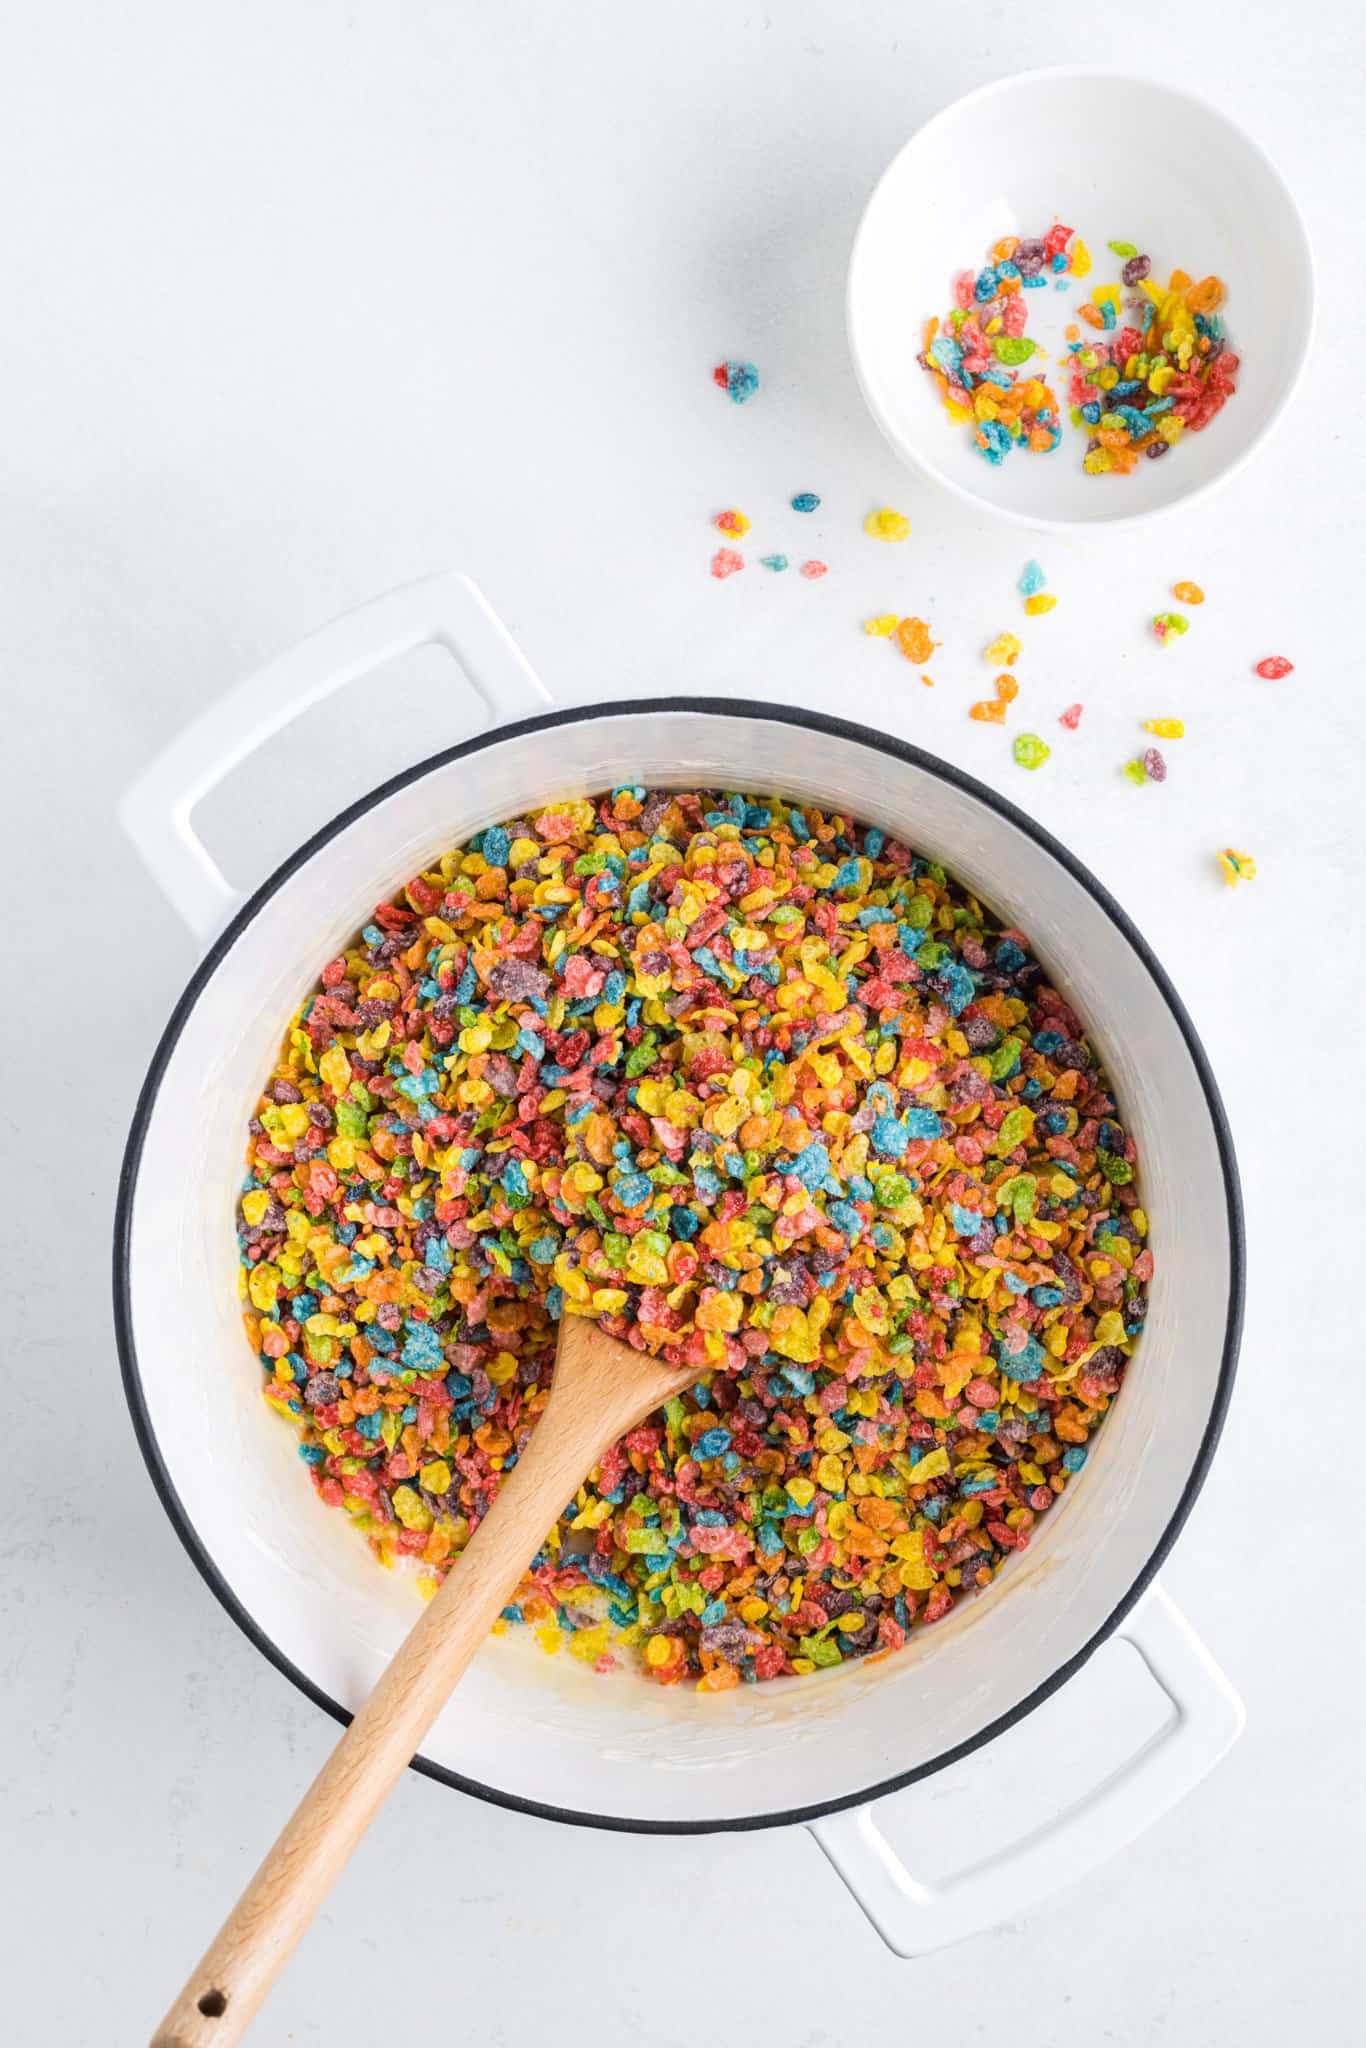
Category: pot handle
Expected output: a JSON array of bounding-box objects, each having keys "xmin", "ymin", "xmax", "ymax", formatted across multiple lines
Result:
[
  {"xmin": 118, "ymin": 571, "xmax": 553, "ymax": 947},
  {"xmin": 809, "ymin": 1583, "xmax": 1243, "ymax": 1957}
]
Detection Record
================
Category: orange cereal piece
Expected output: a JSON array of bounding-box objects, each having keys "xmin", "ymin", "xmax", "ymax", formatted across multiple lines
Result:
[
  {"xmin": 894, "ymin": 616, "xmax": 938, "ymax": 665},
  {"xmin": 1173, "ymin": 580, "xmax": 1205, "ymax": 605}
]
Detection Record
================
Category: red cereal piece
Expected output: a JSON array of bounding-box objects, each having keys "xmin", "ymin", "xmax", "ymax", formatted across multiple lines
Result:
[
  {"xmin": 1044, "ymin": 223, "xmax": 1074, "ymax": 257},
  {"xmin": 710, "ymin": 547, "xmax": 744, "ymax": 580},
  {"xmin": 1254, "ymin": 655, "xmax": 1293, "ymax": 679},
  {"xmin": 1058, "ymin": 703, "xmax": 1083, "ymax": 729},
  {"xmin": 799, "ymin": 559, "xmax": 828, "ymax": 580}
]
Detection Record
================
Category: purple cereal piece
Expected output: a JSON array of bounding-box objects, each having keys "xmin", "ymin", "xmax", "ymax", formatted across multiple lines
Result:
[{"xmin": 487, "ymin": 958, "xmax": 551, "ymax": 1002}]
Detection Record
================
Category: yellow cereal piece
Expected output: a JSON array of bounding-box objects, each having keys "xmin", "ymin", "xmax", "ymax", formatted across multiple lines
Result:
[
  {"xmin": 1143, "ymin": 718, "xmax": 1185, "ymax": 739},
  {"xmin": 864, "ymin": 507, "xmax": 911, "ymax": 542},
  {"xmin": 1070, "ymin": 237, "xmax": 1092, "ymax": 278},
  {"xmin": 863, "ymin": 614, "xmax": 899, "ymax": 636},
  {"xmin": 1217, "ymin": 848, "xmax": 1257, "ymax": 887},
  {"xmin": 1023, "ymin": 593, "xmax": 1057, "ymax": 616},
  {"xmin": 985, "ymin": 632, "xmax": 1023, "ymax": 666}
]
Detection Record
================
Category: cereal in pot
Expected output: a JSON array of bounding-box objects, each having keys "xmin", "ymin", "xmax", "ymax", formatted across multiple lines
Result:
[{"xmin": 238, "ymin": 790, "xmax": 1150, "ymax": 1689}]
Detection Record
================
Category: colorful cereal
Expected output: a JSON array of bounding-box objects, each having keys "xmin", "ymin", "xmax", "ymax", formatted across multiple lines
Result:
[
  {"xmin": 1058, "ymin": 704, "xmax": 1084, "ymax": 730},
  {"xmin": 714, "ymin": 359, "xmax": 760, "ymax": 404},
  {"xmin": 971, "ymin": 675, "xmax": 1019, "ymax": 724},
  {"xmin": 791, "ymin": 493, "xmax": 821, "ymax": 513},
  {"xmin": 715, "ymin": 510, "xmax": 751, "ymax": 538},
  {"xmin": 864, "ymin": 615, "xmax": 899, "ymax": 637},
  {"xmin": 894, "ymin": 617, "xmax": 938, "ymax": 665},
  {"xmin": 865, "ymin": 507, "xmax": 911, "ymax": 542},
  {"xmin": 1217, "ymin": 848, "xmax": 1257, "ymax": 886},
  {"xmin": 1153, "ymin": 612, "xmax": 1189, "ymax": 644},
  {"xmin": 1018, "ymin": 561, "xmax": 1047, "ymax": 597},
  {"xmin": 799, "ymin": 560, "xmax": 828, "ymax": 580},
  {"xmin": 710, "ymin": 549, "xmax": 745, "ymax": 580},
  {"xmin": 1013, "ymin": 734, "xmax": 1050, "ymax": 770},
  {"xmin": 238, "ymin": 792, "xmax": 1149, "ymax": 1689},
  {"xmin": 1255, "ymin": 656, "xmax": 1294, "ymax": 679},
  {"xmin": 1068, "ymin": 262, "xmax": 1237, "ymax": 475},
  {"xmin": 759, "ymin": 554, "xmax": 789, "ymax": 573},
  {"xmin": 1023, "ymin": 593, "xmax": 1057, "ymax": 617},
  {"xmin": 919, "ymin": 229, "xmax": 1069, "ymax": 464},
  {"xmin": 1172, "ymin": 581, "xmax": 1204, "ymax": 605}
]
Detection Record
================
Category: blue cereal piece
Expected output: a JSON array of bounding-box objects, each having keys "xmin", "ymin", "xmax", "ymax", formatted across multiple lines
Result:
[{"xmin": 715, "ymin": 358, "xmax": 760, "ymax": 404}]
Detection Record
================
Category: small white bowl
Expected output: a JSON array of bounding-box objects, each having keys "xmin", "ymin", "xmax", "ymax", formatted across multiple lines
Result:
[{"xmin": 847, "ymin": 69, "xmax": 1315, "ymax": 530}]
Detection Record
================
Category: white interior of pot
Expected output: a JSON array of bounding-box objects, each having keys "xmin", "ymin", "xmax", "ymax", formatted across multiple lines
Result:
[{"xmin": 124, "ymin": 710, "xmax": 1233, "ymax": 1823}]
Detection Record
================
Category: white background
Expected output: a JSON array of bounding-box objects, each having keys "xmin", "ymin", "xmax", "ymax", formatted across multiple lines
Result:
[{"xmin": 4, "ymin": 4, "xmax": 1364, "ymax": 2043}]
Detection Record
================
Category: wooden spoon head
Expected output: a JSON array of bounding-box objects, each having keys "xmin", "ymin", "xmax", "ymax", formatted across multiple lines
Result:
[{"xmin": 551, "ymin": 1312, "xmax": 700, "ymax": 1440}]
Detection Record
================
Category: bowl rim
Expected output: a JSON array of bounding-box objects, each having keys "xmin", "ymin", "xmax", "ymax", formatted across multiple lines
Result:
[
  {"xmin": 846, "ymin": 64, "xmax": 1317, "ymax": 533},
  {"xmin": 113, "ymin": 696, "xmax": 1245, "ymax": 1833}
]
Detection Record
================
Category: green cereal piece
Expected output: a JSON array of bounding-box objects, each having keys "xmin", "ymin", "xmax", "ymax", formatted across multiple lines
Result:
[{"xmin": 1012, "ymin": 732, "xmax": 1051, "ymax": 770}]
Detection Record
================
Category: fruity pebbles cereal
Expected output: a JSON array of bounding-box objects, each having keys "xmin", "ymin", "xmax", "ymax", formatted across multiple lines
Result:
[{"xmin": 238, "ymin": 790, "xmax": 1151, "ymax": 1690}]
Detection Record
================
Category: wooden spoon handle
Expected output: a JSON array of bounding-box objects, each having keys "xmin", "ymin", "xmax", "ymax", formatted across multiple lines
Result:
[{"xmin": 151, "ymin": 1383, "xmax": 615, "ymax": 2047}]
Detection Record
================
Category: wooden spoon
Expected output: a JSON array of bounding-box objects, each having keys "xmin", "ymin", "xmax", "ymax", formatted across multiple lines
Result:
[{"xmin": 153, "ymin": 1315, "xmax": 696, "ymax": 2047}]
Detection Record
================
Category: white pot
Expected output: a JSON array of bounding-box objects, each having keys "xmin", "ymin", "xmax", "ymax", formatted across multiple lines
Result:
[{"xmin": 116, "ymin": 572, "xmax": 1244, "ymax": 1956}]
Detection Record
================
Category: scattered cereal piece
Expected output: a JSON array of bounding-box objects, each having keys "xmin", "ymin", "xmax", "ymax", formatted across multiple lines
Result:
[
  {"xmin": 1018, "ymin": 560, "xmax": 1047, "ymax": 596},
  {"xmin": 1142, "ymin": 747, "xmax": 1167, "ymax": 782},
  {"xmin": 1122, "ymin": 759, "xmax": 1148, "ymax": 785},
  {"xmin": 971, "ymin": 674, "xmax": 1017, "ymax": 723},
  {"xmin": 864, "ymin": 507, "xmax": 911, "ymax": 542},
  {"xmin": 863, "ymin": 614, "xmax": 899, "ymax": 636},
  {"xmin": 759, "ymin": 553, "xmax": 788, "ymax": 572},
  {"xmin": 1023, "ymin": 592, "xmax": 1057, "ymax": 616},
  {"xmin": 1143, "ymin": 718, "xmax": 1184, "ymax": 738},
  {"xmin": 791, "ymin": 492, "xmax": 821, "ymax": 513},
  {"xmin": 920, "ymin": 673, "xmax": 934, "ymax": 687},
  {"xmin": 799, "ymin": 559, "xmax": 828, "ymax": 580},
  {"xmin": 714, "ymin": 509, "xmax": 751, "ymax": 537},
  {"xmin": 1217, "ymin": 848, "xmax": 1257, "ymax": 886},
  {"xmin": 1153, "ymin": 612, "xmax": 1189, "ymax": 644},
  {"xmin": 985, "ymin": 632, "xmax": 1022, "ymax": 666},
  {"xmin": 894, "ymin": 616, "xmax": 937, "ymax": 663},
  {"xmin": 1254, "ymin": 656, "xmax": 1293, "ymax": 679},
  {"xmin": 1059, "ymin": 703, "xmax": 1083, "ymax": 729},
  {"xmin": 1013, "ymin": 733, "xmax": 1050, "ymax": 770},
  {"xmin": 1172, "ymin": 581, "xmax": 1204, "ymax": 605},
  {"xmin": 713, "ymin": 359, "xmax": 760, "ymax": 404},
  {"xmin": 1071, "ymin": 238, "xmax": 1092, "ymax": 278},
  {"xmin": 1107, "ymin": 240, "xmax": 1138, "ymax": 258},
  {"xmin": 710, "ymin": 548, "xmax": 744, "ymax": 580}
]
